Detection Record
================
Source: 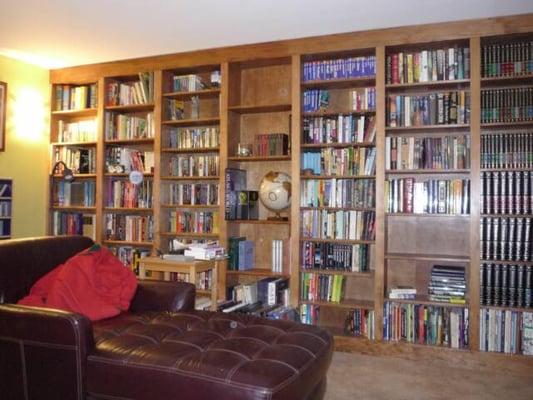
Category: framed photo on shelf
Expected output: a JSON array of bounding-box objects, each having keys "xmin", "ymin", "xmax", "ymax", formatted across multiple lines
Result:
[{"xmin": 0, "ymin": 81, "xmax": 6, "ymax": 152}]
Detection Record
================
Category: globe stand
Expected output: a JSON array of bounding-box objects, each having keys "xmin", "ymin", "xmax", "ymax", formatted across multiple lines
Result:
[{"xmin": 267, "ymin": 212, "xmax": 288, "ymax": 221}]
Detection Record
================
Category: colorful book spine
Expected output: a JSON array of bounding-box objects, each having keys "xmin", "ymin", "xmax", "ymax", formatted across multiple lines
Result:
[
  {"xmin": 481, "ymin": 132, "xmax": 533, "ymax": 169},
  {"xmin": 481, "ymin": 41, "xmax": 533, "ymax": 77},
  {"xmin": 105, "ymin": 112, "xmax": 154, "ymax": 140},
  {"xmin": 106, "ymin": 179, "xmax": 153, "ymax": 209},
  {"xmin": 104, "ymin": 214, "xmax": 153, "ymax": 242},
  {"xmin": 344, "ymin": 308, "xmax": 375, "ymax": 339},
  {"xmin": 301, "ymin": 147, "xmax": 376, "ymax": 176},
  {"xmin": 168, "ymin": 211, "xmax": 218, "ymax": 234},
  {"xmin": 300, "ymin": 178, "xmax": 375, "ymax": 208},
  {"xmin": 481, "ymin": 88, "xmax": 533, "ymax": 123},
  {"xmin": 168, "ymin": 183, "xmax": 219, "ymax": 206},
  {"xmin": 167, "ymin": 154, "xmax": 219, "ymax": 177},
  {"xmin": 301, "ymin": 241, "xmax": 372, "ymax": 272},
  {"xmin": 301, "ymin": 210, "xmax": 375, "ymax": 241},
  {"xmin": 302, "ymin": 115, "xmax": 376, "ymax": 144},
  {"xmin": 302, "ymin": 56, "xmax": 376, "ymax": 82},
  {"xmin": 300, "ymin": 272, "xmax": 346, "ymax": 303},
  {"xmin": 57, "ymin": 119, "xmax": 97, "ymax": 143},
  {"xmin": 168, "ymin": 127, "xmax": 219, "ymax": 149},
  {"xmin": 479, "ymin": 308, "xmax": 532, "ymax": 354}
]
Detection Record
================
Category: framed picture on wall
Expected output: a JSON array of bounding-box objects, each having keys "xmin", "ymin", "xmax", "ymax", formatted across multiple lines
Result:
[{"xmin": 0, "ymin": 81, "xmax": 6, "ymax": 151}]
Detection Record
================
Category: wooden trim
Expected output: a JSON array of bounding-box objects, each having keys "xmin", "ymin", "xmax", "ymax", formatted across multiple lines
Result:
[
  {"xmin": 95, "ymin": 77, "xmax": 106, "ymax": 243},
  {"xmin": 152, "ymin": 70, "xmax": 163, "ymax": 255},
  {"xmin": 50, "ymin": 14, "xmax": 533, "ymax": 83},
  {"xmin": 218, "ymin": 62, "xmax": 229, "ymax": 300}
]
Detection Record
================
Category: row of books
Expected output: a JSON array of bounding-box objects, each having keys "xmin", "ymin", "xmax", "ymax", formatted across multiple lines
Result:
[
  {"xmin": 387, "ymin": 91, "xmax": 471, "ymax": 127},
  {"xmin": 351, "ymin": 87, "xmax": 376, "ymax": 111},
  {"xmin": 299, "ymin": 303, "xmax": 320, "ymax": 325},
  {"xmin": 104, "ymin": 112, "xmax": 155, "ymax": 141},
  {"xmin": 55, "ymin": 84, "xmax": 97, "ymax": 111},
  {"xmin": 428, "ymin": 265, "xmax": 466, "ymax": 304},
  {"xmin": 481, "ymin": 88, "xmax": 533, "ymax": 123},
  {"xmin": 480, "ymin": 217, "xmax": 532, "ymax": 262},
  {"xmin": 302, "ymin": 115, "xmax": 376, "ymax": 144},
  {"xmin": 300, "ymin": 272, "xmax": 346, "ymax": 303},
  {"xmin": 53, "ymin": 181, "xmax": 95, "ymax": 207},
  {"xmin": 168, "ymin": 211, "xmax": 218, "ymax": 234},
  {"xmin": 227, "ymin": 236, "xmax": 254, "ymax": 271},
  {"xmin": 302, "ymin": 56, "xmax": 376, "ymax": 81},
  {"xmin": 480, "ymin": 263, "xmax": 532, "ymax": 308},
  {"xmin": 105, "ymin": 148, "xmax": 154, "ymax": 174},
  {"xmin": 110, "ymin": 246, "xmax": 149, "ymax": 273},
  {"xmin": 383, "ymin": 302, "xmax": 469, "ymax": 349},
  {"xmin": 106, "ymin": 179, "xmax": 153, "ymax": 209},
  {"xmin": 225, "ymin": 278, "xmax": 289, "ymax": 311},
  {"xmin": 301, "ymin": 210, "xmax": 375, "ymax": 241},
  {"xmin": 303, "ymin": 89, "xmax": 331, "ymax": 113},
  {"xmin": 481, "ymin": 41, "xmax": 533, "ymax": 78},
  {"xmin": 172, "ymin": 74, "xmax": 209, "ymax": 92},
  {"xmin": 54, "ymin": 147, "xmax": 95, "ymax": 174},
  {"xmin": 251, "ymin": 133, "xmax": 289, "ymax": 156},
  {"xmin": 107, "ymin": 72, "xmax": 154, "ymax": 106},
  {"xmin": 479, "ymin": 309, "xmax": 533, "ymax": 355},
  {"xmin": 168, "ymin": 127, "xmax": 219, "ymax": 150},
  {"xmin": 271, "ymin": 239, "xmax": 287, "ymax": 274},
  {"xmin": 57, "ymin": 119, "xmax": 97, "ymax": 143},
  {"xmin": 52, "ymin": 212, "xmax": 96, "ymax": 239},
  {"xmin": 167, "ymin": 155, "xmax": 219, "ymax": 177},
  {"xmin": 386, "ymin": 47, "xmax": 470, "ymax": 85},
  {"xmin": 300, "ymin": 178, "xmax": 375, "ymax": 209},
  {"xmin": 167, "ymin": 183, "xmax": 219, "ymax": 206},
  {"xmin": 481, "ymin": 132, "xmax": 533, "ymax": 169},
  {"xmin": 385, "ymin": 178, "xmax": 470, "ymax": 215},
  {"xmin": 104, "ymin": 214, "xmax": 154, "ymax": 242},
  {"xmin": 480, "ymin": 171, "xmax": 532, "ymax": 215},
  {"xmin": 345, "ymin": 308, "xmax": 375, "ymax": 339},
  {"xmin": 0, "ymin": 201, "xmax": 11, "ymax": 217},
  {"xmin": 301, "ymin": 147, "xmax": 376, "ymax": 176},
  {"xmin": 388, "ymin": 286, "xmax": 416, "ymax": 300},
  {"xmin": 301, "ymin": 241, "xmax": 372, "ymax": 273},
  {"xmin": 386, "ymin": 135, "xmax": 471, "ymax": 171}
]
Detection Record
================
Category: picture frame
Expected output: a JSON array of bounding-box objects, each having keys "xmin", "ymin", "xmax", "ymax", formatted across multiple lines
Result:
[{"xmin": 0, "ymin": 81, "xmax": 6, "ymax": 152}]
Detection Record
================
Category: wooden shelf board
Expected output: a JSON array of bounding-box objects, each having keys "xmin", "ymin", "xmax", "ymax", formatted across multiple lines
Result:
[
  {"xmin": 301, "ymin": 142, "xmax": 374, "ymax": 149},
  {"xmin": 300, "ymin": 174, "xmax": 375, "ymax": 180},
  {"xmin": 301, "ymin": 238, "xmax": 374, "ymax": 244},
  {"xmin": 301, "ymin": 76, "xmax": 375, "ymax": 89},
  {"xmin": 105, "ymin": 103, "xmax": 154, "ymax": 112},
  {"xmin": 480, "ymin": 259, "xmax": 533, "ymax": 266},
  {"xmin": 52, "ymin": 108, "xmax": 97, "ymax": 117},
  {"xmin": 300, "ymin": 299, "xmax": 374, "ymax": 310},
  {"xmin": 162, "ymin": 117, "xmax": 220, "ymax": 126},
  {"xmin": 385, "ymin": 253, "xmax": 469, "ymax": 262},
  {"xmin": 104, "ymin": 207, "xmax": 153, "ymax": 212},
  {"xmin": 386, "ymin": 124, "xmax": 470, "ymax": 132},
  {"xmin": 161, "ymin": 204, "xmax": 219, "ymax": 209},
  {"xmin": 481, "ymin": 121, "xmax": 533, "ymax": 129},
  {"xmin": 228, "ymin": 155, "xmax": 291, "ymax": 162},
  {"xmin": 481, "ymin": 305, "xmax": 533, "ymax": 313},
  {"xmin": 160, "ymin": 232, "xmax": 219, "ymax": 238},
  {"xmin": 386, "ymin": 169, "xmax": 470, "ymax": 174},
  {"xmin": 302, "ymin": 109, "xmax": 375, "ymax": 117},
  {"xmin": 386, "ymin": 79, "xmax": 470, "ymax": 90},
  {"xmin": 51, "ymin": 206, "xmax": 96, "ymax": 211},
  {"xmin": 103, "ymin": 240, "xmax": 153, "ymax": 247},
  {"xmin": 105, "ymin": 138, "xmax": 155, "ymax": 145},
  {"xmin": 163, "ymin": 88, "xmax": 220, "ymax": 99},
  {"xmin": 228, "ymin": 104, "xmax": 291, "ymax": 114},
  {"xmin": 51, "ymin": 173, "xmax": 96, "ymax": 178},
  {"xmin": 481, "ymin": 167, "xmax": 533, "ymax": 172},
  {"xmin": 161, "ymin": 147, "xmax": 220, "ymax": 154},
  {"xmin": 226, "ymin": 219, "xmax": 290, "ymax": 225},
  {"xmin": 300, "ymin": 268, "xmax": 374, "ymax": 277},
  {"xmin": 51, "ymin": 141, "xmax": 97, "ymax": 147},
  {"xmin": 104, "ymin": 173, "xmax": 153, "ymax": 177},
  {"xmin": 481, "ymin": 213, "xmax": 533, "ymax": 218},
  {"xmin": 387, "ymin": 213, "xmax": 470, "ymax": 218},
  {"xmin": 226, "ymin": 268, "xmax": 289, "ymax": 278},
  {"xmin": 385, "ymin": 296, "xmax": 468, "ymax": 308},
  {"xmin": 160, "ymin": 176, "xmax": 219, "ymax": 181},
  {"xmin": 300, "ymin": 206, "xmax": 375, "ymax": 211},
  {"xmin": 481, "ymin": 74, "xmax": 533, "ymax": 84}
]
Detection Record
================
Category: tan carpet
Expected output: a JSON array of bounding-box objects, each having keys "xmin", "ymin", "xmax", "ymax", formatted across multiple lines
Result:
[{"xmin": 325, "ymin": 351, "xmax": 533, "ymax": 400}]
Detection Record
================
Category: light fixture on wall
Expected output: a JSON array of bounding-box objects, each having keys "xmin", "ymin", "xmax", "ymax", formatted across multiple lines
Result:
[{"xmin": 52, "ymin": 161, "xmax": 74, "ymax": 182}]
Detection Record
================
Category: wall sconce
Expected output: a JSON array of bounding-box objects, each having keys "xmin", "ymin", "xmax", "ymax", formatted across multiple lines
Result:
[{"xmin": 52, "ymin": 161, "xmax": 74, "ymax": 182}]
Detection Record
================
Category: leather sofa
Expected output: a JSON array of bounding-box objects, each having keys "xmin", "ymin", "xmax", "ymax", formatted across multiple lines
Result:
[{"xmin": 0, "ymin": 236, "xmax": 333, "ymax": 400}]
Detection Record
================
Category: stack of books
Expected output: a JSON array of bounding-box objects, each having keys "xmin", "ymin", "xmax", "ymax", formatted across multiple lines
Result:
[
  {"xmin": 183, "ymin": 242, "xmax": 225, "ymax": 260},
  {"xmin": 428, "ymin": 265, "xmax": 466, "ymax": 304},
  {"xmin": 388, "ymin": 286, "xmax": 417, "ymax": 300}
]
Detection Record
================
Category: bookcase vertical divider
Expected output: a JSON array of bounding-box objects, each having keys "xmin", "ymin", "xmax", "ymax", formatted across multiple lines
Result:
[
  {"xmin": 153, "ymin": 70, "xmax": 163, "ymax": 255},
  {"xmin": 95, "ymin": 77, "xmax": 106, "ymax": 243},
  {"xmin": 218, "ymin": 62, "xmax": 230, "ymax": 299},
  {"xmin": 374, "ymin": 46, "xmax": 387, "ymax": 341},
  {"xmin": 468, "ymin": 36, "xmax": 481, "ymax": 351},
  {"xmin": 290, "ymin": 54, "xmax": 302, "ymax": 307}
]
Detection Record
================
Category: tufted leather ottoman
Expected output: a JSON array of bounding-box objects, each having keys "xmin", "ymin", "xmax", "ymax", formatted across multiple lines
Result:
[{"xmin": 87, "ymin": 310, "xmax": 333, "ymax": 400}]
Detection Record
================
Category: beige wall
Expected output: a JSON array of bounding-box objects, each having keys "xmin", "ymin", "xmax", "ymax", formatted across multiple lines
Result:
[{"xmin": 0, "ymin": 55, "xmax": 49, "ymax": 238}]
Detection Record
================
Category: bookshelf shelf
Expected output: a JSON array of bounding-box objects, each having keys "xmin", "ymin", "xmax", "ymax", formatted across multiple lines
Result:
[
  {"xmin": 481, "ymin": 74, "xmax": 533, "ymax": 86},
  {"xmin": 226, "ymin": 268, "xmax": 290, "ymax": 278},
  {"xmin": 385, "ymin": 169, "xmax": 470, "ymax": 175},
  {"xmin": 301, "ymin": 76, "xmax": 375, "ymax": 90},
  {"xmin": 386, "ymin": 124, "xmax": 470, "ymax": 132},
  {"xmin": 161, "ymin": 117, "xmax": 220, "ymax": 127},
  {"xmin": 51, "ymin": 141, "xmax": 97, "ymax": 147},
  {"xmin": 52, "ymin": 173, "xmax": 96, "ymax": 179},
  {"xmin": 160, "ymin": 232, "xmax": 219, "ymax": 238},
  {"xmin": 104, "ymin": 207, "xmax": 153, "ymax": 212},
  {"xmin": 161, "ymin": 204, "xmax": 219, "ymax": 209},
  {"xmin": 385, "ymin": 79, "xmax": 470, "ymax": 90},
  {"xmin": 160, "ymin": 175, "xmax": 219, "ymax": 181},
  {"xmin": 103, "ymin": 240, "xmax": 153, "ymax": 247},
  {"xmin": 228, "ymin": 104, "xmax": 292, "ymax": 114},
  {"xmin": 481, "ymin": 304, "xmax": 533, "ymax": 313},
  {"xmin": 301, "ymin": 206, "xmax": 375, "ymax": 212},
  {"xmin": 104, "ymin": 173, "xmax": 154, "ymax": 177},
  {"xmin": 300, "ymin": 268, "xmax": 374, "ymax": 277},
  {"xmin": 228, "ymin": 155, "xmax": 291, "ymax": 162},
  {"xmin": 52, "ymin": 206, "xmax": 96, "ymax": 212},
  {"xmin": 386, "ymin": 213, "xmax": 470, "ymax": 218},
  {"xmin": 51, "ymin": 108, "xmax": 98, "ymax": 117},
  {"xmin": 163, "ymin": 88, "xmax": 220, "ymax": 99},
  {"xmin": 385, "ymin": 296, "xmax": 468, "ymax": 308},
  {"xmin": 301, "ymin": 299, "xmax": 375, "ymax": 310},
  {"xmin": 481, "ymin": 213, "xmax": 533, "ymax": 218},
  {"xmin": 481, "ymin": 121, "xmax": 533, "ymax": 129},
  {"xmin": 481, "ymin": 167, "xmax": 533, "ymax": 172},
  {"xmin": 105, "ymin": 138, "xmax": 155, "ymax": 145},
  {"xmin": 227, "ymin": 219, "xmax": 290, "ymax": 225},
  {"xmin": 301, "ymin": 238, "xmax": 375, "ymax": 245},
  {"xmin": 385, "ymin": 253, "xmax": 469, "ymax": 262},
  {"xmin": 161, "ymin": 147, "xmax": 219, "ymax": 154},
  {"xmin": 302, "ymin": 109, "xmax": 375, "ymax": 118},
  {"xmin": 480, "ymin": 259, "xmax": 533, "ymax": 266},
  {"xmin": 105, "ymin": 103, "xmax": 154, "ymax": 112},
  {"xmin": 301, "ymin": 142, "xmax": 375, "ymax": 149},
  {"xmin": 300, "ymin": 174, "xmax": 375, "ymax": 180}
]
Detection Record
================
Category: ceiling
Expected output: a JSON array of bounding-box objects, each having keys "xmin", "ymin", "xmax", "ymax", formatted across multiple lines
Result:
[{"xmin": 1, "ymin": 0, "xmax": 532, "ymax": 69}]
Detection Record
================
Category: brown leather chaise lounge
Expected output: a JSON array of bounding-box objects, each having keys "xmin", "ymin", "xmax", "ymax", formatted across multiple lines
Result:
[{"xmin": 0, "ymin": 236, "xmax": 333, "ymax": 400}]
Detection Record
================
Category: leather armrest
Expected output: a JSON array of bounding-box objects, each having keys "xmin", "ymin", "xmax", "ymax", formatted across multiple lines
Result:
[{"xmin": 130, "ymin": 280, "xmax": 196, "ymax": 313}]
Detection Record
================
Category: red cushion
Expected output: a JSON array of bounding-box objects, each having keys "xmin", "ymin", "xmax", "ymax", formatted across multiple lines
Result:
[{"xmin": 18, "ymin": 245, "xmax": 138, "ymax": 321}]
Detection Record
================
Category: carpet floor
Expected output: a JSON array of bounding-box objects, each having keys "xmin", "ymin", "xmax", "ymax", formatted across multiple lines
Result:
[{"xmin": 325, "ymin": 351, "xmax": 533, "ymax": 400}]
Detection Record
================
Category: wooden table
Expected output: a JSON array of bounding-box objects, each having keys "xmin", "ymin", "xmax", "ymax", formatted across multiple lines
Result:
[{"xmin": 139, "ymin": 257, "xmax": 218, "ymax": 311}]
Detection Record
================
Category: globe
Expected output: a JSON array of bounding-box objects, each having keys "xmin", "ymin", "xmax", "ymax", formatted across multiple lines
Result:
[{"xmin": 259, "ymin": 171, "xmax": 291, "ymax": 217}]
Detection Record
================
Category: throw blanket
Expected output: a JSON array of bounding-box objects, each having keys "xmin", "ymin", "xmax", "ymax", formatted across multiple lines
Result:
[{"xmin": 18, "ymin": 244, "xmax": 138, "ymax": 321}]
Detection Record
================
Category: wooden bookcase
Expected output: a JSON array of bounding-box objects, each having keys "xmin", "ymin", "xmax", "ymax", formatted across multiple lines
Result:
[{"xmin": 47, "ymin": 14, "xmax": 533, "ymax": 370}]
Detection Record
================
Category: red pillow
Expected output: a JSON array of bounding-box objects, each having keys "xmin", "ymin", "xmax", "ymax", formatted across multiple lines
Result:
[{"xmin": 18, "ymin": 245, "xmax": 138, "ymax": 321}]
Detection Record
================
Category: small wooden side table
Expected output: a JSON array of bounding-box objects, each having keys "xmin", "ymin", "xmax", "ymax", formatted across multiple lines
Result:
[{"xmin": 138, "ymin": 257, "xmax": 218, "ymax": 311}]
